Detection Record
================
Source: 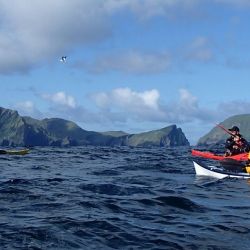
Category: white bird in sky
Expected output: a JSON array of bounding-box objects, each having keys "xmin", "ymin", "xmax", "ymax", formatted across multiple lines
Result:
[{"xmin": 60, "ymin": 56, "xmax": 67, "ymax": 63}]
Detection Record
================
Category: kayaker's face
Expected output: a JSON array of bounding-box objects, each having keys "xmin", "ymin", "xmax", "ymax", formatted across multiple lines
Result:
[{"xmin": 232, "ymin": 130, "xmax": 239, "ymax": 135}]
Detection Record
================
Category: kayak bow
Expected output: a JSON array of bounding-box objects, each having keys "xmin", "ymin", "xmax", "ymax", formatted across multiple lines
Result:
[{"xmin": 193, "ymin": 161, "xmax": 250, "ymax": 179}]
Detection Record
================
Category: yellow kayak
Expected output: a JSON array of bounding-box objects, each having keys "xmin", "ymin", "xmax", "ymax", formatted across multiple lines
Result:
[{"xmin": 0, "ymin": 148, "xmax": 30, "ymax": 155}]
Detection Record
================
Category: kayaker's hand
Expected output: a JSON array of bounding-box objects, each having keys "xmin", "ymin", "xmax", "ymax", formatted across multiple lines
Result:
[
  {"xmin": 224, "ymin": 150, "xmax": 231, "ymax": 156},
  {"xmin": 234, "ymin": 136, "xmax": 240, "ymax": 142}
]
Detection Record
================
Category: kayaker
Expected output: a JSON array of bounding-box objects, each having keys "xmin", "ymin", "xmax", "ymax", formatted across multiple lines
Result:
[{"xmin": 225, "ymin": 126, "xmax": 249, "ymax": 156}]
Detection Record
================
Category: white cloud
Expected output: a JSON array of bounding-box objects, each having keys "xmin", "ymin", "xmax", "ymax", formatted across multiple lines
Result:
[
  {"xmin": 90, "ymin": 87, "xmax": 218, "ymax": 124},
  {"xmin": 0, "ymin": 0, "xmax": 111, "ymax": 74},
  {"xmin": 218, "ymin": 101, "xmax": 250, "ymax": 116},
  {"xmin": 42, "ymin": 91, "xmax": 76, "ymax": 108},
  {"xmin": 74, "ymin": 36, "xmax": 216, "ymax": 75},
  {"xmin": 0, "ymin": 0, "xmax": 225, "ymax": 75},
  {"xmin": 80, "ymin": 51, "xmax": 172, "ymax": 74},
  {"xmin": 179, "ymin": 88, "xmax": 198, "ymax": 109},
  {"xmin": 0, "ymin": 0, "xmax": 245, "ymax": 74},
  {"xmin": 16, "ymin": 100, "xmax": 34, "ymax": 111},
  {"xmin": 185, "ymin": 37, "xmax": 214, "ymax": 63},
  {"xmin": 91, "ymin": 87, "xmax": 239, "ymax": 125},
  {"xmin": 159, "ymin": 89, "xmax": 217, "ymax": 123},
  {"xmin": 13, "ymin": 100, "xmax": 43, "ymax": 118},
  {"xmin": 16, "ymin": 87, "xmax": 250, "ymax": 132},
  {"xmin": 91, "ymin": 88, "xmax": 162, "ymax": 116},
  {"xmin": 104, "ymin": 0, "xmax": 199, "ymax": 20},
  {"xmin": 37, "ymin": 88, "xmax": 226, "ymax": 125},
  {"xmin": 111, "ymin": 88, "xmax": 160, "ymax": 110}
]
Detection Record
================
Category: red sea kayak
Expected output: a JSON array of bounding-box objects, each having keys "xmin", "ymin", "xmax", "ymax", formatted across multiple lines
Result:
[{"xmin": 191, "ymin": 149, "xmax": 249, "ymax": 161}]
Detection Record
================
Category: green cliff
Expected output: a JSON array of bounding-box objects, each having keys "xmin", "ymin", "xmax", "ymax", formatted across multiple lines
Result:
[
  {"xmin": 0, "ymin": 107, "xmax": 189, "ymax": 147},
  {"xmin": 122, "ymin": 125, "xmax": 189, "ymax": 147}
]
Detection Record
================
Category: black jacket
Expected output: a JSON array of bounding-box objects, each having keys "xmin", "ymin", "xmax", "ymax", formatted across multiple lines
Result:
[{"xmin": 225, "ymin": 134, "xmax": 249, "ymax": 155}]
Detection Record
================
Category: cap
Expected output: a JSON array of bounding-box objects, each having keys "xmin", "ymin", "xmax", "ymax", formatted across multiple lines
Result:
[{"xmin": 228, "ymin": 126, "xmax": 239, "ymax": 132}]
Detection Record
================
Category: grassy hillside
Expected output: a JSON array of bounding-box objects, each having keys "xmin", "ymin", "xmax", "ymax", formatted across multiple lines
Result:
[
  {"xmin": 197, "ymin": 114, "xmax": 250, "ymax": 145},
  {"xmin": 127, "ymin": 125, "xmax": 189, "ymax": 147},
  {"xmin": 0, "ymin": 107, "xmax": 190, "ymax": 147}
]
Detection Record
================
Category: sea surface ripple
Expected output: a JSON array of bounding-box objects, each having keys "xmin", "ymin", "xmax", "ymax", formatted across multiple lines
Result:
[{"xmin": 0, "ymin": 146, "xmax": 250, "ymax": 249}]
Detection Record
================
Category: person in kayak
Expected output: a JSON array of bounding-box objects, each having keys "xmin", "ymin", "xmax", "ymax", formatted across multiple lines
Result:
[{"xmin": 225, "ymin": 126, "xmax": 249, "ymax": 156}]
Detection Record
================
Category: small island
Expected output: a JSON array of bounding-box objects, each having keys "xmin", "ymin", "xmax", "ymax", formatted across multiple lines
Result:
[{"xmin": 0, "ymin": 107, "xmax": 189, "ymax": 147}]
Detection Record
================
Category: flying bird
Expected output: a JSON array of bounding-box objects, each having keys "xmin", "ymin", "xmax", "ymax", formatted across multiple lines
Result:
[{"xmin": 60, "ymin": 56, "xmax": 67, "ymax": 63}]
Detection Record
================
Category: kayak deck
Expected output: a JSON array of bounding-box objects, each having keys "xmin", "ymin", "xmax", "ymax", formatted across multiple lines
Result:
[{"xmin": 191, "ymin": 149, "xmax": 249, "ymax": 161}]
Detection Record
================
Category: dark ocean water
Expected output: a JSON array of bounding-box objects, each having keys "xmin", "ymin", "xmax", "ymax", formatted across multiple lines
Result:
[{"xmin": 0, "ymin": 146, "xmax": 250, "ymax": 250}]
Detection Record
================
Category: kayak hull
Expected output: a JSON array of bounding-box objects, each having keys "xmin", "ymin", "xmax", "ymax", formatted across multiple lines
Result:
[
  {"xmin": 0, "ymin": 148, "xmax": 30, "ymax": 155},
  {"xmin": 193, "ymin": 161, "xmax": 250, "ymax": 179}
]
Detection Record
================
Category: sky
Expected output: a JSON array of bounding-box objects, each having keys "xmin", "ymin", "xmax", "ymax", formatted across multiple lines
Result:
[{"xmin": 1, "ymin": 0, "xmax": 250, "ymax": 145}]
